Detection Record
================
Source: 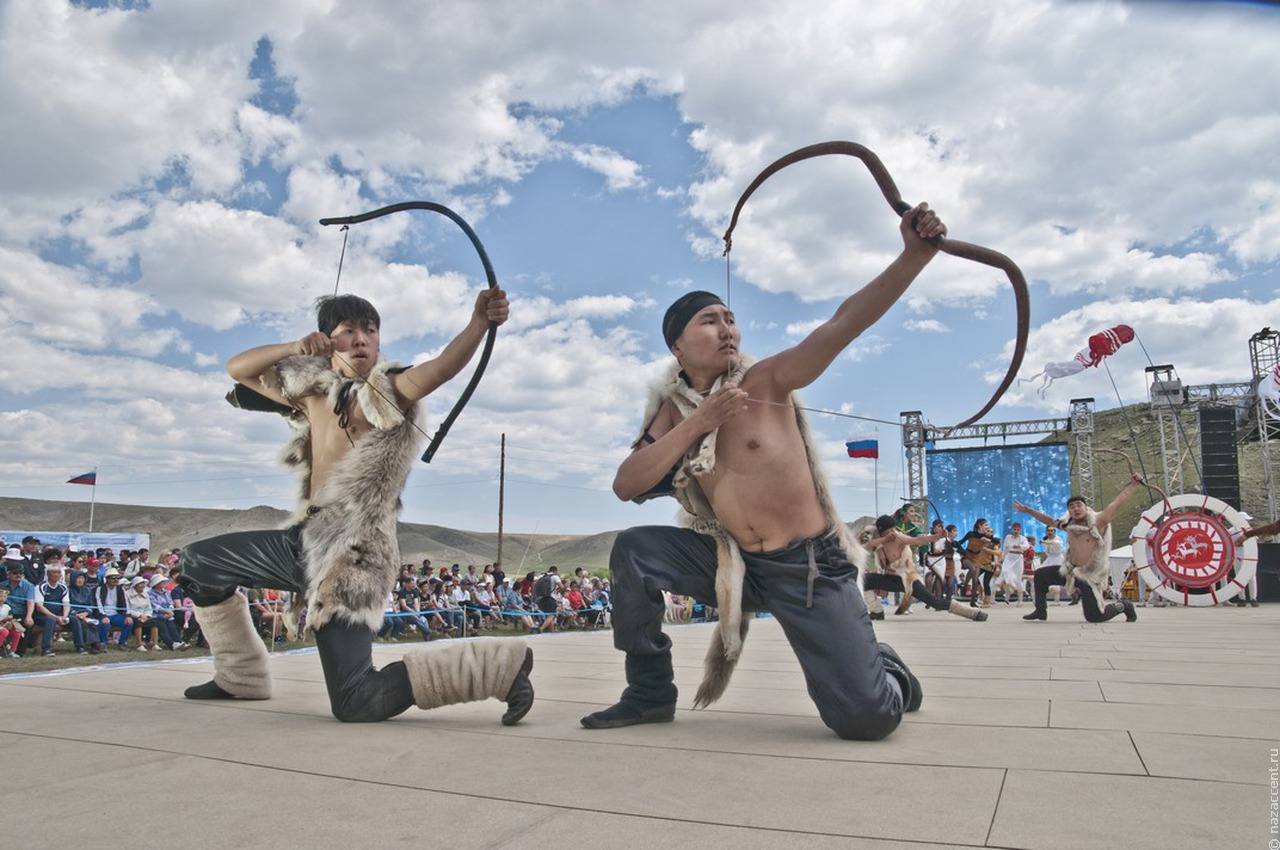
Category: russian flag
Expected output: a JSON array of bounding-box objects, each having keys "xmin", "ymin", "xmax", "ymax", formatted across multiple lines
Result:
[
  {"xmin": 846, "ymin": 439, "xmax": 879, "ymax": 459},
  {"xmin": 66, "ymin": 471, "xmax": 97, "ymax": 485}
]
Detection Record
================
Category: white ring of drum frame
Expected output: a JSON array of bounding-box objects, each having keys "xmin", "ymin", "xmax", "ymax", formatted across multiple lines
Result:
[{"xmin": 1131, "ymin": 493, "xmax": 1259, "ymax": 607}]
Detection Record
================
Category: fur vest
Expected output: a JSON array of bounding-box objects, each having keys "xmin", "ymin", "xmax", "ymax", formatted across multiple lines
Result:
[
  {"xmin": 634, "ymin": 357, "xmax": 863, "ymax": 708},
  {"xmin": 264, "ymin": 356, "xmax": 422, "ymax": 633},
  {"xmin": 1058, "ymin": 509, "xmax": 1111, "ymax": 601}
]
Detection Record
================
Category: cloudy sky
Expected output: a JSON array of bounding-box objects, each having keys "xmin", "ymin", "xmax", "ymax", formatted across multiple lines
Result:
[{"xmin": 1, "ymin": 0, "xmax": 1276, "ymax": 537}]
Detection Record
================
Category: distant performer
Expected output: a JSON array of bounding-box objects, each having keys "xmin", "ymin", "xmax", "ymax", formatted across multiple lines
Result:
[
  {"xmin": 581, "ymin": 203, "xmax": 948, "ymax": 740},
  {"xmin": 178, "ymin": 291, "xmax": 533, "ymax": 725},
  {"xmin": 862, "ymin": 516, "xmax": 986, "ymax": 621},
  {"xmin": 1013, "ymin": 476, "xmax": 1145, "ymax": 623}
]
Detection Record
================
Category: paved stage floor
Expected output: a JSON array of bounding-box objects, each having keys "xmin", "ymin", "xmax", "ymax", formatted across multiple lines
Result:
[{"xmin": 2, "ymin": 602, "xmax": 1275, "ymax": 848}]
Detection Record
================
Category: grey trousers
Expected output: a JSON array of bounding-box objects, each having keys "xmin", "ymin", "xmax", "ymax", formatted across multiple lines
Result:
[
  {"xmin": 609, "ymin": 526, "xmax": 903, "ymax": 740},
  {"xmin": 179, "ymin": 527, "xmax": 414, "ymax": 722}
]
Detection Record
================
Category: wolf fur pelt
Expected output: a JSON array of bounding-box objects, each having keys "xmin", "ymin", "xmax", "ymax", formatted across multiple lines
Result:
[
  {"xmin": 264, "ymin": 356, "xmax": 421, "ymax": 633},
  {"xmin": 1058, "ymin": 508, "xmax": 1111, "ymax": 602},
  {"xmin": 634, "ymin": 357, "xmax": 864, "ymax": 708},
  {"xmin": 402, "ymin": 638, "xmax": 527, "ymax": 709}
]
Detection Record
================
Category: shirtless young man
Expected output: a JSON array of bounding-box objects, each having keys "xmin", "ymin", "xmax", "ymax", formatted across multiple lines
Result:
[
  {"xmin": 1013, "ymin": 476, "xmax": 1144, "ymax": 623},
  {"xmin": 178, "ymin": 291, "xmax": 535, "ymax": 725},
  {"xmin": 580, "ymin": 203, "xmax": 946, "ymax": 740},
  {"xmin": 862, "ymin": 516, "xmax": 987, "ymax": 622}
]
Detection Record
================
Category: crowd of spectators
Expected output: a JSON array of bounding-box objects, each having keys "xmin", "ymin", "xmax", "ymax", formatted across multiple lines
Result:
[
  {"xmin": 0, "ymin": 540, "xmax": 614, "ymax": 661},
  {"xmin": 376, "ymin": 559, "xmax": 612, "ymax": 641},
  {"xmin": 1, "ymin": 538, "xmax": 197, "ymax": 658}
]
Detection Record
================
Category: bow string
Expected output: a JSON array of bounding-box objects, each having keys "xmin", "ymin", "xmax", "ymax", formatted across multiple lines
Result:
[
  {"xmin": 320, "ymin": 201, "xmax": 499, "ymax": 463},
  {"xmin": 721, "ymin": 140, "xmax": 1030, "ymax": 431}
]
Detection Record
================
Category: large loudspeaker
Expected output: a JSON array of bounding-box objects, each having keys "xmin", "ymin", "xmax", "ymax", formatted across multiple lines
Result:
[
  {"xmin": 1198, "ymin": 408, "xmax": 1240, "ymax": 509},
  {"xmin": 1257, "ymin": 543, "xmax": 1279, "ymax": 603}
]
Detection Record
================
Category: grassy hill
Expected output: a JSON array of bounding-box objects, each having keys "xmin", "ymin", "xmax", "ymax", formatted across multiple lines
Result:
[{"xmin": 0, "ymin": 496, "xmax": 619, "ymax": 574}]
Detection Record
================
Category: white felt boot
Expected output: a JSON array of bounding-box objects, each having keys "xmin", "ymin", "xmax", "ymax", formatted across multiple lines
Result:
[
  {"xmin": 192, "ymin": 594, "xmax": 271, "ymax": 699},
  {"xmin": 949, "ymin": 599, "xmax": 988, "ymax": 622},
  {"xmin": 403, "ymin": 637, "xmax": 529, "ymax": 709}
]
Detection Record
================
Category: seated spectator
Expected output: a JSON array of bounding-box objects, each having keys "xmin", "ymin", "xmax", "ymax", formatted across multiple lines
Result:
[
  {"xmin": 469, "ymin": 582, "xmax": 503, "ymax": 628},
  {"xmin": 124, "ymin": 548, "xmax": 150, "ymax": 581},
  {"xmin": 255, "ymin": 587, "xmax": 289, "ymax": 644},
  {"xmin": 67, "ymin": 551, "xmax": 92, "ymax": 581},
  {"xmin": 0, "ymin": 585, "xmax": 25, "ymax": 658},
  {"xmin": 516, "ymin": 571, "xmax": 536, "ymax": 604},
  {"xmin": 125, "ymin": 575, "xmax": 159, "ymax": 651},
  {"xmin": 429, "ymin": 579, "xmax": 464, "ymax": 634},
  {"xmin": 4, "ymin": 560, "xmax": 37, "ymax": 657},
  {"xmin": 414, "ymin": 578, "xmax": 452, "ymax": 635},
  {"xmin": 377, "ymin": 591, "xmax": 404, "ymax": 641},
  {"xmin": 565, "ymin": 581, "xmax": 591, "ymax": 628},
  {"xmin": 452, "ymin": 578, "xmax": 482, "ymax": 632},
  {"xmin": 94, "ymin": 568, "xmax": 135, "ymax": 650},
  {"xmin": 585, "ymin": 578, "xmax": 610, "ymax": 627},
  {"xmin": 167, "ymin": 567, "xmax": 198, "ymax": 642},
  {"xmin": 147, "ymin": 573, "xmax": 187, "ymax": 650},
  {"xmin": 33, "ymin": 561, "xmax": 72, "ymax": 657},
  {"xmin": 393, "ymin": 575, "xmax": 433, "ymax": 641},
  {"xmin": 497, "ymin": 580, "xmax": 537, "ymax": 631},
  {"xmin": 67, "ymin": 570, "xmax": 105, "ymax": 654}
]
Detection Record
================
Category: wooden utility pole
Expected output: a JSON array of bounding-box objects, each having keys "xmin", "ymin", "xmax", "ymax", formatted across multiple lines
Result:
[{"xmin": 497, "ymin": 433, "xmax": 505, "ymax": 567}]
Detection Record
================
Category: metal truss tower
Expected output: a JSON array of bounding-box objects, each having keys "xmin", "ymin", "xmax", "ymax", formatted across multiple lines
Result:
[
  {"xmin": 1146, "ymin": 364, "xmax": 1187, "ymax": 496},
  {"xmin": 1069, "ymin": 398, "xmax": 1097, "ymax": 507},
  {"xmin": 900, "ymin": 410, "xmax": 929, "ymax": 524}
]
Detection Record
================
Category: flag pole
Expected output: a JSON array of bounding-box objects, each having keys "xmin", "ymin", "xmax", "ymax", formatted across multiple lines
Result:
[
  {"xmin": 874, "ymin": 429, "xmax": 879, "ymax": 515},
  {"xmin": 89, "ymin": 466, "xmax": 98, "ymax": 532}
]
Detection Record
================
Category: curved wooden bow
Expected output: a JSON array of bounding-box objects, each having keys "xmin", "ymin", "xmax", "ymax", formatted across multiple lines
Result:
[
  {"xmin": 1094, "ymin": 447, "xmax": 1171, "ymax": 514},
  {"xmin": 721, "ymin": 140, "xmax": 1030, "ymax": 430},
  {"xmin": 320, "ymin": 201, "xmax": 498, "ymax": 463}
]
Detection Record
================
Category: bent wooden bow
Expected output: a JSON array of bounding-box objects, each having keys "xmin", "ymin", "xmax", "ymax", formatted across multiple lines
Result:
[
  {"xmin": 320, "ymin": 201, "xmax": 499, "ymax": 463},
  {"xmin": 721, "ymin": 140, "xmax": 1030, "ymax": 430}
]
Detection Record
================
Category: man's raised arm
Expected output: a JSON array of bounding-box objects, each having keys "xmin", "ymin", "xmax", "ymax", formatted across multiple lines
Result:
[
  {"xmin": 765, "ymin": 203, "xmax": 945, "ymax": 394},
  {"xmin": 1096, "ymin": 476, "xmax": 1145, "ymax": 529},
  {"xmin": 227, "ymin": 336, "xmax": 330, "ymax": 408},
  {"xmin": 1013, "ymin": 501, "xmax": 1057, "ymax": 527},
  {"xmin": 393, "ymin": 287, "xmax": 508, "ymax": 406}
]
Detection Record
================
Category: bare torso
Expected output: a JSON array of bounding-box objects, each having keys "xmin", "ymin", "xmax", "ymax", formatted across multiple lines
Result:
[
  {"xmin": 874, "ymin": 534, "xmax": 913, "ymax": 572},
  {"xmin": 300, "ymin": 393, "xmax": 374, "ymax": 500},
  {"xmin": 1065, "ymin": 524, "xmax": 1104, "ymax": 567},
  {"xmin": 674, "ymin": 367, "xmax": 827, "ymax": 552}
]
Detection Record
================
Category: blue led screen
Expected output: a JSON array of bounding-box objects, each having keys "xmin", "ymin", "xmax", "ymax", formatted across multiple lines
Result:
[{"xmin": 924, "ymin": 443, "xmax": 1071, "ymax": 541}]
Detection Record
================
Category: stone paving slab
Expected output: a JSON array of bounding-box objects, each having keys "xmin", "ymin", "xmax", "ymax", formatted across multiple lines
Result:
[{"xmin": 2, "ymin": 604, "xmax": 1275, "ymax": 849}]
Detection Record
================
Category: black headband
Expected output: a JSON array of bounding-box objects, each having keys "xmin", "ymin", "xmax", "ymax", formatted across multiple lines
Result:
[{"xmin": 662, "ymin": 291, "xmax": 725, "ymax": 349}]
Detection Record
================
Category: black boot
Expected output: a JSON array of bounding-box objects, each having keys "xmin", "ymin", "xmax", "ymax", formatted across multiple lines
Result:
[
  {"xmin": 501, "ymin": 648, "xmax": 535, "ymax": 726},
  {"xmin": 581, "ymin": 652, "xmax": 678, "ymax": 729},
  {"xmin": 877, "ymin": 643, "xmax": 922, "ymax": 713},
  {"xmin": 1094, "ymin": 600, "xmax": 1135, "ymax": 623}
]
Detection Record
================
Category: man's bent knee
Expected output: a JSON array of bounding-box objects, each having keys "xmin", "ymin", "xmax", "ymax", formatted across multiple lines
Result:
[{"xmin": 826, "ymin": 708, "xmax": 902, "ymax": 741}]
